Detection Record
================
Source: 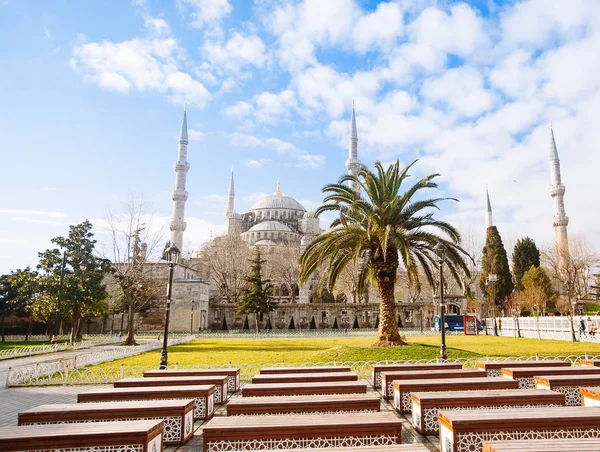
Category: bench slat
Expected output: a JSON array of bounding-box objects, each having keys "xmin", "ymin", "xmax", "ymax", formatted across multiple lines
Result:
[
  {"xmin": 252, "ymin": 372, "xmax": 358, "ymax": 384},
  {"xmin": 227, "ymin": 393, "xmax": 380, "ymax": 415},
  {"xmin": 257, "ymin": 447, "xmax": 430, "ymax": 452},
  {"xmin": 381, "ymin": 369, "xmax": 482, "ymax": 399},
  {"xmin": 260, "ymin": 366, "xmax": 352, "ymax": 374},
  {"xmin": 482, "ymin": 438, "xmax": 600, "ymax": 452},
  {"xmin": 115, "ymin": 376, "xmax": 228, "ymax": 403},
  {"xmin": 143, "ymin": 368, "xmax": 241, "ymax": 392},
  {"xmin": 242, "ymin": 381, "xmax": 367, "ymax": 397},
  {"xmin": 371, "ymin": 363, "xmax": 462, "ymax": 388},
  {"xmin": 0, "ymin": 420, "xmax": 163, "ymax": 451}
]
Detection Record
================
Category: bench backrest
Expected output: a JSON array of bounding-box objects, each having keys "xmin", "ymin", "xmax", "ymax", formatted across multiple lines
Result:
[
  {"xmin": 476, "ymin": 360, "xmax": 571, "ymax": 371},
  {"xmin": 260, "ymin": 366, "xmax": 352, "ymax": 374},
  {"xmin": 502, "ymin": 366, "xmax": 600, "ymax": 378},
  {"xmin": 78, "ymin": 384, "xmax": 214, "ymax": 402}
]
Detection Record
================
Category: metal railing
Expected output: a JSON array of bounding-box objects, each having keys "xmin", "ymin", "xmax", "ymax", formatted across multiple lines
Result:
[
  {"xmin": 0, "ymin": 338, "xmax": 121, "ymax": 361},
  {"xmin": 7, "ymin": 353, "xmax": 599, "ymax": 387},
  {"xmin": 5, "ymin": 335, "xmax": 195, "ymax": 387}
]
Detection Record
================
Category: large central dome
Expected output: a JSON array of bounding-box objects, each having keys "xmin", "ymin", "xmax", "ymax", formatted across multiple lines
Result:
[{"xmin": 247, "ymin": 194, "xmax": 306, "ymax": 212}]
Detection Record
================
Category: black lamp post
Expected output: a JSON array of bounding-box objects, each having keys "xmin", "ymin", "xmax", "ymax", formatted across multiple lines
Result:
[
  {"xmin": 190, "ymin": 299, "xmax": 195, "ymax": 335},
  {"xmin": 434, "ymin": 242, "xmax": 447, "ymax": 362},
  {"xmin": 159, "ymin": 244, "xmax": 180, "ymax": 369}
]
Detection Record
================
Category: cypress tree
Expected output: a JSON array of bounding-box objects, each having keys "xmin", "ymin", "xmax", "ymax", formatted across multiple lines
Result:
[
  {"xmin": 352, "ymin": 316, "xmax": 360, "ymax": 329},
  {"xmin": 242, "ymin": 316, "xmax": 249, "ymax": 330},
  {"xmin": 288, "ymin": 317, "xmax": 296, "ymax": 330},
  {"xmin": 512, "ymin": 237, "xmax": 541, "ymax": 290},
  {"xmin": 221, "ymin": 316, "xmax": 228, "ymax": 331},
  {"xmin": 332, "ymin": 317, "xmax": 339, "ymax": 329},
  {"xmin": 480, "ymin": 226, "xmax": 514, "ymax": 313},
  {"xmin": 309, "ymin": 316, "xmax": 317, "ymax": 329},
  {"xmin": 237, "ymin": 247, "xmax": 275, "ymax": 334}
]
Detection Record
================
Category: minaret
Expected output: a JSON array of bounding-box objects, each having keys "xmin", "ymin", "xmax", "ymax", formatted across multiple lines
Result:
[
  {"xmin": 346, "ymin": 100, "xmax": 361, "ymax": 193},
  {"xmin": 225, "ymin": 166, "xmax": 235, "ymax": 216},
  {"xmin": 485, "ymin": 188, "xmax": 493, "ymax": 229},
  {"xmin": 549, "ymin": 121, "xmax": 569, "ymax": 265},
  {"xmin": 169, "ymin": 104, "xmax": 190, "ymax": 251}
]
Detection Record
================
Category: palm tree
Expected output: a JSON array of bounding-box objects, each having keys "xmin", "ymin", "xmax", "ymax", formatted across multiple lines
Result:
[{"xmin": 299, "ymin": 160, "xmax": 471, "ymax": 346}]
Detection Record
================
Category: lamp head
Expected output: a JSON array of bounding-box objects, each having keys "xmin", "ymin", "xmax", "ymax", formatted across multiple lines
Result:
[
  {"xmin": 166, "ymin": 244, "xmax": 181, "ymax": 265},
  {"xmin": 434, "ymin": 242, "xmax": 447, "ymax": 260}
]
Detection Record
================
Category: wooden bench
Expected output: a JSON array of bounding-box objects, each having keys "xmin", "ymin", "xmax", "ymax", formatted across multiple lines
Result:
[
  {"xmin": 482, "ymin": 438, "xmax": 600, "ymax": 451},
  {"xmin": 371, "ymin": 363, "xmax": 462, "ymax": 388},
  {"xmin": 392, "ymin": 377, "xmax": 519, "ymax": 413},
  {"xmin": 438, "ymin": 406, "xmax": 600, "ymax": 452},
  {"xmin": 18, "ymin": 400, "xmax": 194, "ymax": 445},
  {"xmin": 0, "ymin": 420, "xmax": 163, "ymax": 452},
  {"xmin": 260, "ymin": 365, "xmax": 352, "ymax": 374},
  {"xmin": 242, "ymin": 381, "xmax": 367, "ymax": 397},
  {"xmin": 534, "ymin": 374, "xmax": 600, "ymax": 405},
  {"xmin": 227, "ymin": 393, "xmax": 381, "ymax": 415},
  {"xmin": 201, "ymin": 412, "xmax": 402, "ymax": 452},
  {"xmin": 256, "ymin": 446, "xmax": 431, "ymax": 452},
  {"xmin": 252, "ymin": 371, "xmax": 358, "ymax": 384},
  {"xmin": 580, "ymin": 386, "xmax": 600, "ymax": 406},
  {"xmin": 476, "ymin": 360, "xmax": 571, "ymax": 377},
  {"xmin": 410, "ymin": 389, "xmax": 565, "ymax": 435},
  {"xmin": 78, "ymin": 384, "xmax": 215, "ymax": 420},
  {"xmin": 502, "ymin": 365, "xmax": 600, "ymax": 389},
  {"xmin": 144, "ymin": 367, "xmax": 241, "ymax": 392},
  {"xmin": 579, "ymin": 359, "xmax": 600, "ymax": 367},
  {"xmin": 115, "ymin": 375, "xmax": 229, "ymax": 404},
  {"xmin": 381, "ymin": 369, "xmax": 482, "ymax": 399}
]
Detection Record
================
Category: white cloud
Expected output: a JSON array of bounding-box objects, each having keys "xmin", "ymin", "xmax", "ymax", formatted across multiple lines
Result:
[
  {"xmin": 421, "ymin": 66, "xmax": 497, "ymax": 118},
  {"xmin": 241, "ymin": 158, "xmax": 272, "ymax": 168},
  {"xmin": 44, "ymin": 26, "xmax": 52, "ymax": 40},
  {"xmin": 188, "ymin": 129, "xmax": 205, "ymax": 140},
  {"xmin": 178, "ymin": 0, "xmax": 232, "ymax": 29},
  {"xmin": 203, "ymin": 32, "xmax": 268, "ymax": 71},
  {"xmin": 70, "ymin": 35, "xmax": 211, "ymax": 107},
  {"xmin": 144, "ymin": 17, "xmax": 170, "ymax": 35},
  {"xmin": 224, "ymin": 101, "xmax": 254, "ymax": 120},
  {"xmin": 228, "ymin": 133, "xmax": 264, "ymax": 147},
  {"xmin": 353, "ymin": 2, "xmax": 404, "ymax": 53}
]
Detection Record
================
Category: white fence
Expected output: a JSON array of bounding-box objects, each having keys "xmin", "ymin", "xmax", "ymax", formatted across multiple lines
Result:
[
  {"xmin": 7, "ymin": 354, "xmax": 600, "ymax": 387},
  {"xmin": 0, "ymin": 337, "xmax": 122, "ymax": 361},
  {"xmin": 5, "ymin": 336, "xmax": 195, "ymax": 387},
  {"xmin": 486, "ymin": 315, "xmax": 600, "ymax": 341}
]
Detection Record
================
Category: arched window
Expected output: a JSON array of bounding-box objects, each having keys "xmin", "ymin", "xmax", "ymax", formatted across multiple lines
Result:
[{"xmin": 274, "ymin": 211, "xmax": 278, "ymax": 218}]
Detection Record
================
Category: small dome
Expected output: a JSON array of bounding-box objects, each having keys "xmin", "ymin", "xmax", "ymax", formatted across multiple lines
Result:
[
  {"xmin": 227, "ymin": 212, "xmax": 242, "ymax": 220},
  {"xmin": 303, "ymin": 210, "xmax": 316, "ymax": 219},
  {"xmin": 254, "ymin": 239, "xmax": 278, "ymax": 246},
  {"xmin": 247, "ymin": 221, "xmax": 292, "ymax": 233},
  {"xmin": 248, "ymin": 195, "xmax": 306, "ymax": 212},
  {"xmin": 300, "ymin": 235, "xmax": 314, "ymax": 246}
]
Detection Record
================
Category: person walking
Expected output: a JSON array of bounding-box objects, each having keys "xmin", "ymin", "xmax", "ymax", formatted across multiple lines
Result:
[
  {"xmin": 579, "ymin": 317, "xmax": 587, "ymax": 338},
  {"xmin": 50, "ymin": 335, "xmax": 57, "ymax": 349},
  {"xmin": 498, "ymin": 318, "xmax": 503, "ymax": 335}
]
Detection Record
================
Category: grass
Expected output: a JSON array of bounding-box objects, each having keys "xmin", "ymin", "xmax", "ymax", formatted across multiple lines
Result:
[{"xmin": 95, "ymin": 335, "xmax": 600, "ymax": 368}]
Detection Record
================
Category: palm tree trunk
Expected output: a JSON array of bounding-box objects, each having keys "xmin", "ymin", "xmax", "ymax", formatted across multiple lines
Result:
[{"xmin": 373, "ymin": 248, "xmax": 405, "ymax": 346}]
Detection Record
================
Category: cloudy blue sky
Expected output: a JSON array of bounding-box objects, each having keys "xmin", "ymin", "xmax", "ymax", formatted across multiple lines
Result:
[{"xmin": 1, "ymin": 0, "xmax": 599, "ymax": 273}]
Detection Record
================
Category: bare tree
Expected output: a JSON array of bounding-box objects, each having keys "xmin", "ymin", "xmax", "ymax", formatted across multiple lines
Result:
[
  {"xmin": 266, "ymin": 247, "xmax": 301, "ymax": 302},
  {"xmin": 457, "ymin": 225, "xmax": 484, "ymax": 298},
  {"xmin": 206, "ymin": 235, "xmax": 251, "ymax": 303},
  {"xmin": 101, "ymin": 198, "xmax": 165, "ymax": 345}
]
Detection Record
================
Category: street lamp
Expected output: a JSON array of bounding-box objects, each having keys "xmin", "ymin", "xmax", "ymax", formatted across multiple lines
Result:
[
  {"xmin": 159, "ymin": 244, "xmax": 181, "ymax": 369},
  {"xmin": 486, "ymin": 274, "xmax": 498, "ymax": 336},
  {"xmin": 190, "ymin": 299, "xmax": 196, "ymax": 335},
  {"xmin": 434, "ymin": 242, "xmax": 447, "ymax": 362}
]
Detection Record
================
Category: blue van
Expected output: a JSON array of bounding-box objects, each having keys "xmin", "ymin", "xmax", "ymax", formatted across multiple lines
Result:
[{"xmin": 434, "ymin": 314, "xmax": 484, "ymax": 332}]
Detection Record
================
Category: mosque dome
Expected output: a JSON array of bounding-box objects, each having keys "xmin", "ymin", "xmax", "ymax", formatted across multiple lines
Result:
[
  {"xmin": 227, "ymin": 212, "xmax": 243, "ymax": 220},
  {"xmin": 248, "ymin": 195, "xmax": 305, "ymax": 212},
  {"xmin": 254, "ymin": 239, "xmax": 278, "ymax": 246},
  {"xmin": 248, "ymin": 221, "xmax": 292, "ymax": 233}
]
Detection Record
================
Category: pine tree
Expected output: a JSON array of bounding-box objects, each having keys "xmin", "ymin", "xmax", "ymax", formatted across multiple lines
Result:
[
  {"xmin": 243, "ymin": 316, "xmax": 249, "ymax": 330},
  {"xmin": 522, "ymin": 266, "xmax": 556, "ymax": 314},
  {"xmin": 288, "ymin": 317, "xmax": 296, "ymax": 330},
  {"xmin": 332, "ymin": 317, "xmax": 339, "ymax": 329},
  {"xmin": 480, "ymin": 226, "xmax": 514, "ymax": 314},
  {"xmin": 512, "ymin": 237, "xmax": 541, "ymax": 290},
  {"xmin": 309, "ymin": 316, "xmax": 317, "ymax": 329},
  {"xmin": 352, "ymin": 316, "xmax": 360, "ymax": 329},
  {"xmin": 221, "ymin": 316, "xmax": 228, "ymax": 331},
  {"xmin": 237, "ymin": 248, "xmax": 275, "ymax": 333}
]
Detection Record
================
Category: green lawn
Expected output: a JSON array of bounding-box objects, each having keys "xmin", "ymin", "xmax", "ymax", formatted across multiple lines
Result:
[{"xmin": 97, "ymin": 335, "xmax": 600, "ymax": 368}]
